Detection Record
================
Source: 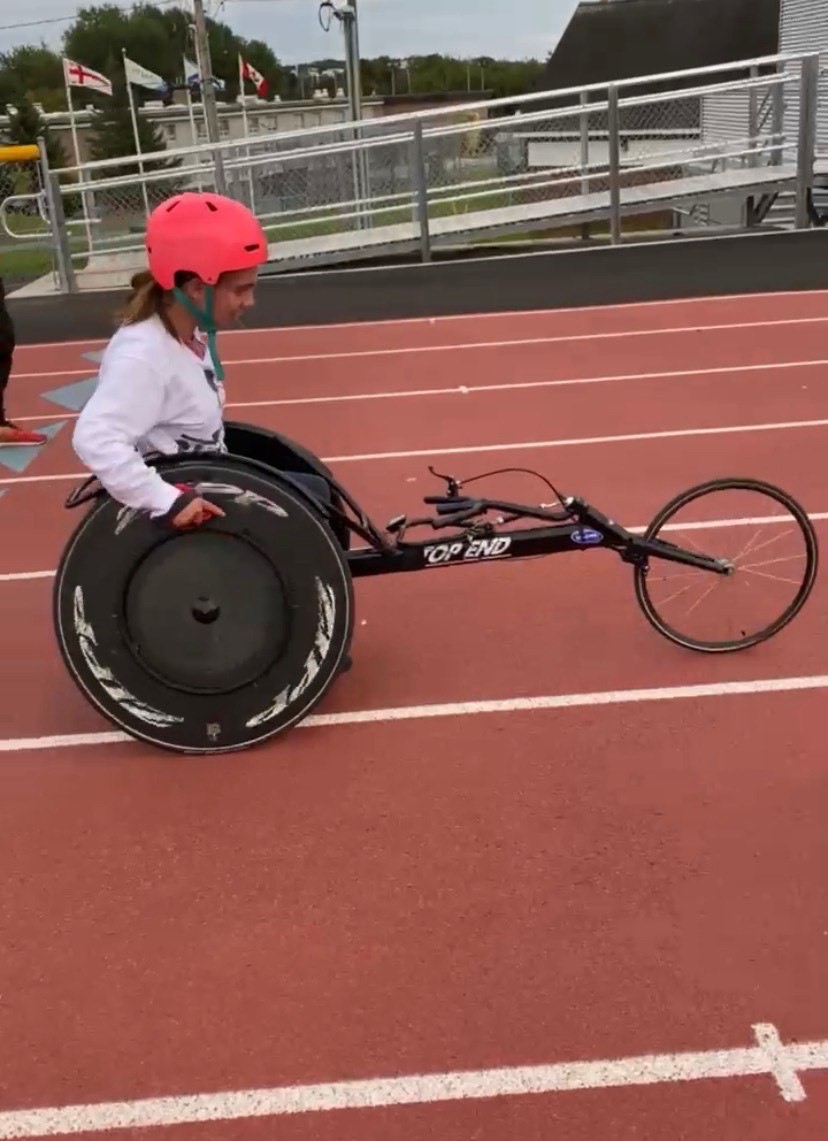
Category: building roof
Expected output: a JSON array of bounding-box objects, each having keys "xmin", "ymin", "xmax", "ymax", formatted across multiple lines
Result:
[{"xmin": 540, "ymin": 0, "xmax": 781, "ymax": 92}]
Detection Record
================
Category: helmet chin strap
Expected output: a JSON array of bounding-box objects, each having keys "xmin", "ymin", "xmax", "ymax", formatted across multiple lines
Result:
[{"xmin": 171, "ymin": 285, "xmax": 225, "ymax": 381}]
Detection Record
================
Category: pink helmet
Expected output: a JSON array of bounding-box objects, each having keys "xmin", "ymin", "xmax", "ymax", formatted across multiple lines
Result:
[{"xmin": 145, "ymin": 191, "xmax": 267, "ymax": 289}]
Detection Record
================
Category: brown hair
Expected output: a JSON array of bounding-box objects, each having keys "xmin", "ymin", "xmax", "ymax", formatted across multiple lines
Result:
[
  {"xmin": 118, "ymin": 270, "xmax": 164, "ymax": 326},
  {"xmin": 116, "ymin": 269, "xmax": 198, "ymax": 338}
]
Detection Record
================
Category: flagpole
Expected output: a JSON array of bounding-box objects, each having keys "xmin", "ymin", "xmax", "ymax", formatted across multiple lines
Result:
[
  {"xmin": 238, "ymin": 52, "xmax": 250, "ymax": 138},
  {"xmin": 62, "ymin": 62, "xmax": 93, "ymax": 251},
  {"xmin": 183, "ymin": 56, "xmax": 205, "ymax": 192},
  {"xmin": 237, "ymin": 54, "xmax": 256, "ymax": 211},
  {"xmin": 122, "ymin": 49, "xmax": 151, "ymax": 220}
]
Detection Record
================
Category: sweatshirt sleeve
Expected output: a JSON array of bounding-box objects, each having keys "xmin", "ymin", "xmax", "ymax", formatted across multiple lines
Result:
[{"xmin": 72, "ymin": 351, "xmax": 181, "ymax": 518}]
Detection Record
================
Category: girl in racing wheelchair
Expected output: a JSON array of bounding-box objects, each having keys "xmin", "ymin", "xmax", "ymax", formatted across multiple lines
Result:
[
  {"xmin": 72, "ymin": 189, "xmax": 331, "ymax": 529},
  {"xmin": 72, "ymin": 190, "xmax": 352, "ymax": 668}
]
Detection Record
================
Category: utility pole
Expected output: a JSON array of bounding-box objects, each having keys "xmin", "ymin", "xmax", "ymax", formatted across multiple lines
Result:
[
  {"xmin": 319, "ymin": 1, "xmax": 369, "ymax": 227},
  {"xmin": 319, "ymin": 3, "xmax": 363, "ymax": 123},
  {"xmin": 192, "ymin": 0, "xmax": 227, "ymax": 195},
  {"xmin": 342, "ymin": 2, "xmax": 369, "ymax": 229},
  {"xmin": 346, "ymin": 0, "xmax": 363, "ymax": 124}
]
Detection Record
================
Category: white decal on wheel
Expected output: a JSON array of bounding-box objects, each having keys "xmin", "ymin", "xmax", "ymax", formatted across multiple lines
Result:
[
  {"xmin": 245, "ymin": 577, "xmax": 336, "ymax": 728},
  {"xmin": 72, "ymin": 586, "xmax": 184, "ymax": 728},
  {"xmin": 195, "ymin": 482, "xmax": 289, "ymax": 518}
]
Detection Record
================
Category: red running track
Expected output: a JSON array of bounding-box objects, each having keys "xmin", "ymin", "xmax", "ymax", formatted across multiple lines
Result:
[{"xmin": 1, "ymin": 291, "xmax": 828, "ymax": 1140}]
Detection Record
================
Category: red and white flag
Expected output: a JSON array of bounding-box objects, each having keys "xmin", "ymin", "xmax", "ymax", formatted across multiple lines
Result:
[
  {"xmin": 239, "ymin": 55, "xmax": 268, "ymax": 98},
  {"xmin": 62, "ymin": 57, "xmax": 113, "ymax": 96}
]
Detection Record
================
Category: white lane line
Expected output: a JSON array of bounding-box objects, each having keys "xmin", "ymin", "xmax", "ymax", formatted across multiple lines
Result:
[
  {"xmin": 0, "ymin": 570, "xmax": 56, "ymax": 583},
  {"xmin": 3, "ymin": 675, "xmax": 828, "ymax": 756},
  {"xmin": 320, "ymin": 417, "xmax": 828, "ymax": 464},
  {"xmin": 13, "ymin": 356, "xmax": 828, "ymax": 424},
  {"xmin": 10, "ymin": 286, "xmax": 828, "ymax": 355},
  {"xmin": 2, "ymin": 415, "xmax": 828, "ymax": 488},
  {"xmin": 0, "ymin": 1022, "xmax": 822, "ymax": 1136},
  {"xmin": 3, "ymin": 509, "xmax": 826, "ymax": 585},
  {"xmin": 10, "ymin": 315, "xmax": 828, "ymax": 379}
]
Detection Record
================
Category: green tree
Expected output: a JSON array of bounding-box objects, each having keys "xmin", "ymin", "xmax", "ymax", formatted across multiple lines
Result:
[
  {"xmin": 0, "ymin": 92, "xmax": 74, "ymax": 224},
  {"xmin": 0, "ymin": 10, "xmax": 547, "ymax": 114},
  {"xmin": 0, "ymin": 45, "xmax": 66, "ymax": 113},
  {"xmin": 2, "ymin": 92, "xmax": 67, "ymax": 171},
  {"xmin": 63, "ymin": 3, "xmax": 286, "ymax": 103},
  {"xmin": 87, "ymin": 58, "xmax": 181, "ymax": 213}
]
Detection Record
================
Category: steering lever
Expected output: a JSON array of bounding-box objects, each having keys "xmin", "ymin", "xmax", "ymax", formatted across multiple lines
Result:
[{"xmin": 427, "ymin": 465, "xmax": 463, "ymax": 497}]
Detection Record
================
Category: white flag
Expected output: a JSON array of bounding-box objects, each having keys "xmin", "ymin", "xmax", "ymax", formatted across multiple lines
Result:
[
  {"xmin": 63, "ymin": 57, "xmax": 112, "ymax": 96},
  {"xmin": 183, "ymin": 55, "xmax": 201, "ymax": 87},
  {"xmin": 124, "ymin": 55, "xmax": 166, "ymax": 93},
  {"xmin": 184, "ymin": 54, "xmax": 225, "ymax": 92}
]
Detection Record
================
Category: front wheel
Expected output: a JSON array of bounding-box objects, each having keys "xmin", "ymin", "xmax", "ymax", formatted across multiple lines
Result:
[{"xmin": 633, "ymin": 477, "xmax": 819, "ymax": 653}]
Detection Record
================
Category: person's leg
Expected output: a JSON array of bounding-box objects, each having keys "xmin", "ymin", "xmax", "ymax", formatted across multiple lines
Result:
[
  {"xmin": 0, "ymin": 293, "xmax": 46, "ymax": 446},
  {"xmin": 0, "ymin": 345, "xmax": 10, "ymax": 425},
  {"xmin": 286, "ymin": 471, "xmax": 332, "ymax": 504}
]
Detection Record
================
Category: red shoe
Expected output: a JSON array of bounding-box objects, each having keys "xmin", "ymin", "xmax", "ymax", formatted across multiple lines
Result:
[{"xmin": 0, "ymin": 422, "xmax": 47, "ymax": 446}]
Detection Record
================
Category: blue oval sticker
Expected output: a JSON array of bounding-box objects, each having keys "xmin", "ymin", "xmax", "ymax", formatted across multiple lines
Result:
[{"xmin": 571, "ymin": 528, "xmax": 604, "ymax": 546}]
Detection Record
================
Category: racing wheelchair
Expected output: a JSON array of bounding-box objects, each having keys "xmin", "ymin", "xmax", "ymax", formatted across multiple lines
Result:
[{"xmin": 54, "ymin": 420, "xmax": 819, "ymax": 755}]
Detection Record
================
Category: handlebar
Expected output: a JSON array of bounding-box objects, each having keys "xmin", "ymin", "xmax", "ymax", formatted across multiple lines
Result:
[
  {"xmin": 423, "ymin": 494, "xmax": 570, "ymax": 523},
  {"xmin": 386, "ymin": 487, "xmax": 575, "ymax": 539},
  {"xmin": 433, "ymin": 498, "xmax": 480, "ymax": 515},
  {"xmin": 423, "ymin": 495, "xmax": 476, "ymax": 507}
]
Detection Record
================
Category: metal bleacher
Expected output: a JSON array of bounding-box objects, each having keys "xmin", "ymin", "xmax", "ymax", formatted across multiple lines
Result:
[{"xmin": 3, "ymin": 51, "xmax": 824, "ymax": 295}]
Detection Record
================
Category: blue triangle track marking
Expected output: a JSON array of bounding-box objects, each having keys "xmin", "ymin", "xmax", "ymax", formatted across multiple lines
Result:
[
  {"xmin": 0, "ymin": 420, "xmax": 68, "ymax": 474},
  {"xmin": 40, "ymin": 377, "xmax": 99, "ymax": 413}
]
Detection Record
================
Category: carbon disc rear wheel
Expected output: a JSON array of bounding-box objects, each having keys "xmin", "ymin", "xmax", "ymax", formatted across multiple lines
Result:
[{"xmin": 53, "ymin": 458, "xmax": 354, "ymax": 754}]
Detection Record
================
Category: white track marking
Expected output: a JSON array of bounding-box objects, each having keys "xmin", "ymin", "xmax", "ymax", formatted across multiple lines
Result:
[
  {"xmin": 3, "ymin": 509, "xmax": 826, "ymax": 585},
  {"xmin": 753, "ymin": 1023, "xmax": 808, "ymax": 1102},
  {"xmin": 3, "ymin": 675, "xmax": 828, "ymax": 756},
  {"xmin": 10, "ymin": 286, "xmax": 828, "ymax": 355},
  {"xmin": 0, "ymin": 570, "xmax": 56, "ymax": 583},
  {"xmin": 319, "ymin": 417, "xmax": 828, "ymax": 463},
  {"xmin": 0, "ymin": 1022, "xmax": 822, "ymax": 1137},
  {"xmin": 2, "ymin": 414, "xmax": 828, "ymax": 488},
  {"xmin": 13, "ymin": 356, "xmax": 828, "ymax": 424},
  {"xmin": 11, "ymin": 315, "xmax": 828, "ymax": 379}
]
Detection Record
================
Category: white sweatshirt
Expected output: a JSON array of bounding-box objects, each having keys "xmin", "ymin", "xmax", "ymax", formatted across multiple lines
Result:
[{"xmin": 72, "ymin": 314, "xmax": 226, "ymax": 518}]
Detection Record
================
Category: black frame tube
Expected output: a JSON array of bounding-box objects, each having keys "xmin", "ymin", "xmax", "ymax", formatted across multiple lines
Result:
[
  {"xmin": 343, "ymin": 496, "xmax": 732, "ymax": 579},
  {"xmin": 63, "ymin": 460, "xmax": 732, "ymax": 582}
]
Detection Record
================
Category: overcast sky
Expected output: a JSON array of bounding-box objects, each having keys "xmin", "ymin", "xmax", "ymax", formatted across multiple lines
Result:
[{"xmin": 1, "ymin": 0, "xmax": 581, "ymax": 64}]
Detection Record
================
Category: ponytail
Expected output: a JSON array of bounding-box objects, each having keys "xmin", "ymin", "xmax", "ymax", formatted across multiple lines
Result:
[
  {"xmin": 117, "ymin": 270, "xmax": 165, "ymax": 326},
  {"xmin": 116, "ymin": 268, "xmax": 202, "ymax": 335}
]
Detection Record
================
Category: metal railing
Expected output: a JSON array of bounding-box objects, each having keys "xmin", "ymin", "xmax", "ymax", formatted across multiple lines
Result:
[
  {"xmin": 0, "ymin": 143, "xmax": 69, "ymax": 293},
  {"xmin": 2, "ymin": 51, "xmax": 822, "ymax": 294}
]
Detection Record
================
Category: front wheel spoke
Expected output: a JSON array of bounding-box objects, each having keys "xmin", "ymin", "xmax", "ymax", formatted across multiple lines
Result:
[
  {"xmin": 732, "ymin": 525, "xmax": 795, "ymax": 562},
  {"xmin": 737, "ymin": 566, "xmax": 803, "ymax": 587}
]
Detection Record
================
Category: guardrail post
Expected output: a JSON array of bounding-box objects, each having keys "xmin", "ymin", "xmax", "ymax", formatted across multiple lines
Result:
[
  {"xmin": 38, "ymin": 136, "xmax": 77, "ymax": 294},
  {"xmin": 748, "ymin": 65, "xmax": 759, "ymax": 168},
  {"xmin": 771, "ymin": 74, "xmax": 784, "ymax": 167},
  {"xmin": 579, "ymin": 89, "xmax": 590, "ymax": 240},
  {"xmin": 409, "ymin": 121, "xmax": 431, "ymax": 262},
  {"xmin": 794, "ymin": 54, "xmax": 819, "ymax": 229},
  {"xmin": 46, "ymin": 172, "xmax": 77, "ymax": 294},
  {"xmin": 607, "ymin": 84, "xmax": 622, "ymax": 244}
]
